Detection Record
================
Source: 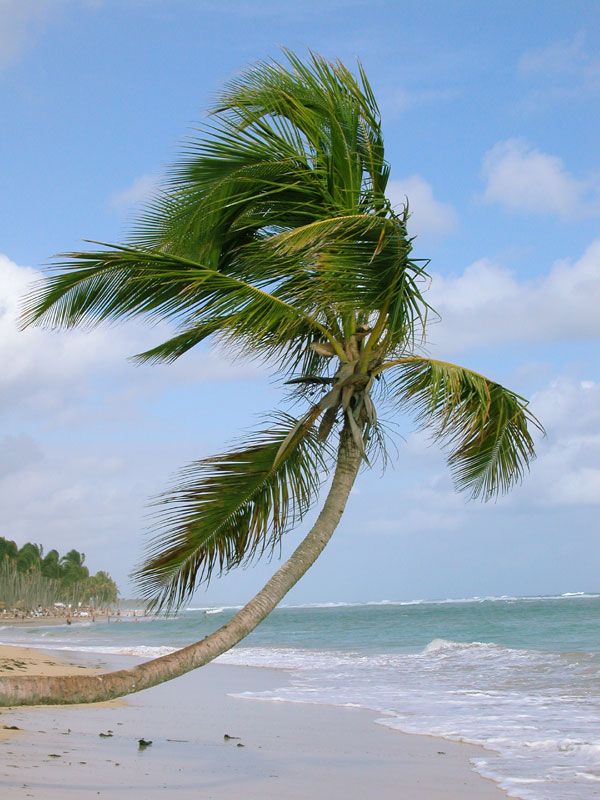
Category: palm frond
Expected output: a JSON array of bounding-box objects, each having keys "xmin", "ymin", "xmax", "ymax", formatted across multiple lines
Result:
[
  {"xmin": 23, "ymin": 51, "xmax": 429, "ymax": 374},
  {"xmin": 21, "ymin": 243, "xmax": 340, "ymax": 367},
  {"xmin": 257, "ymin": 215, "xmax": 431, "ymax": 347},
  {"xmin": 384, "ymin": 358, "xmax": 544, "ymax": 500},
  {"xmin": 212, "ymin": 49, "xmax": 385, "ymax": 205},
  {"xmin": 133, "ymin": 412, "xmax": 331, "ymax": 611},
  {"xmin": 131, "ymin": 321, "xmax": 225, "ymax": 365}
]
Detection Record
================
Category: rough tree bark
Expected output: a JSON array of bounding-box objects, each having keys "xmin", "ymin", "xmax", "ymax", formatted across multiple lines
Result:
[{"xmin": 0, "ymin": 428, "xmax": 362, "ymax": 706}]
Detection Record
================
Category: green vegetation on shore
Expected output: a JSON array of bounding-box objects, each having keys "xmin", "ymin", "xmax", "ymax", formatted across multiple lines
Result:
[{"xmin": 0, "ymin": 538, "xmax": 118, "ymax": 611}]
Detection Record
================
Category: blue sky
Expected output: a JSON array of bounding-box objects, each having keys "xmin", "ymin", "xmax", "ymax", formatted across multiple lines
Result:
[{"xmin": 0, "ymin": 0, "xmax": 598, "ymax": 603}]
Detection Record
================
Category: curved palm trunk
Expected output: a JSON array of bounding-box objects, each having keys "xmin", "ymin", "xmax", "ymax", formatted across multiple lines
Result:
[{"xmin": 0, "ymin": 429, "xmax": 361, "ymax": 706}]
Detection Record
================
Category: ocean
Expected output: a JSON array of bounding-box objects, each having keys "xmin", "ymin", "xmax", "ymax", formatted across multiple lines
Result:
[{"xmin": 1, "ymin": 594, "xmax": 598, "ymax": 800}]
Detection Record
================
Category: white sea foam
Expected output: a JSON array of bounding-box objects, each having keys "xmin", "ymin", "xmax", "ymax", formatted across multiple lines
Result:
[
  {"xmin": 79, "ymin": 644, "xmax": 178, "ymax": 658},
  {"xmin": 0, "ymin": 640, "xmax": 178, "ymax": 658},
  {"xmin": 223, "ymin": 639, "xmax": 600, "ymax": 800},
  {"xmin": 423, "ymin": 637, "xmax": 475, "ymax": 653},
  {"xmin": 278, "ymin": 592, "xmax": 600, "ymax": 609}
]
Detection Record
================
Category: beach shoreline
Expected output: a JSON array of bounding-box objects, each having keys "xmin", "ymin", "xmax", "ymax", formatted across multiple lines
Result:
[{"xmin": 0, "ymin": 643, "xmax": 509, "ymax": 799}]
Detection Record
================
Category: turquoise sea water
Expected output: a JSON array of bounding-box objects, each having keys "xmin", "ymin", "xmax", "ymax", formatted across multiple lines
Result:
[{"xmin": 1, "ymin": 594, "xmax": 598, "ymax": 800}]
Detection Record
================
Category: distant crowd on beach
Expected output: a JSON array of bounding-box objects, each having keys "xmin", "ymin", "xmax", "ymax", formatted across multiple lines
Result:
[{"xmin": 0, "ymin": 604, "xmax": 144, "ymax": 624}]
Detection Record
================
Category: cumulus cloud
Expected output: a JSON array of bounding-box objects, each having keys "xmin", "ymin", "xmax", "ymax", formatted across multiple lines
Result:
[
  {"xmin": 386, "ymin": 176, "xmax": 458, "ymax": 239},
  {"xmin": 110, "ymin": 173, "xmax": 158, "ymax": 210},
  {"xmin": 0, "ymin": 253, "xmax": 147, "ymax": 418},
  {"xmin": 427, "ymin": 239, "xmax": 600, "ymax": 351},
  {"xmin": 524, "ymin": 378, "xmax": 600, "ymax": 506},
  {"xmin": 0, "ymin": 253, "xmax": 263, "ymax": 421},
  {"xmin": 370, "ymin": 376, "xmax": 600, "ymax": 520},
  {"xmin": 481, "ymin": 139, "xmax": 597, "ymax": 218}
]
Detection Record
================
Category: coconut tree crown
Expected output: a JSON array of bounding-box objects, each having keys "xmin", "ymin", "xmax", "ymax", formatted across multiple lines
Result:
[{"xmin": 22, "ymin": 50, "xmax": 542, "ymax": 612}]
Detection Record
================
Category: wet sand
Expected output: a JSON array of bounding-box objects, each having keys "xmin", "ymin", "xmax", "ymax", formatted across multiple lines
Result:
[{"xmin": 0, "ymin": 647, "xmax": 509, "ymax": 799}]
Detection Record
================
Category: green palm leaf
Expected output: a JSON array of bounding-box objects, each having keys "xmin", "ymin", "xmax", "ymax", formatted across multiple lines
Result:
[
  {"xmin": 133, "ymin": 413, "xmax": 330, "ymax": 611},
  {"xmin": 384, "ymin": 358, "xmax": 544, "ymax": 500},
  {"xmin": 21, "ymin": 243, "xmax": 341, "ymax": 367},
  {"xmin": 23, "ymin": 50, "xmax": 427, "ymax": 367}
]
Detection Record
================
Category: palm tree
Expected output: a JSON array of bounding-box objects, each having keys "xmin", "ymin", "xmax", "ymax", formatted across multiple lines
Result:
[
  {"xmin": 59, "ymin": 549, "xmax": 89, "ymax": 586},
  {"xmin": 41, "ymin": 549, "xmax": 61, "ymax": 580},
  {"xmin": 0, "ymin": 538, "xmax": 18, "ymax": 563},
  {"xmin": 1, "ymin": 51, "xmax": 541, "ymax": 706},
  {"xmin": 16, "ymin": 542, "xmax": 43, "ymax": 574},
  {"xmin": 86, "ymin": 570, "xmax": 119, "ymax": 607}
]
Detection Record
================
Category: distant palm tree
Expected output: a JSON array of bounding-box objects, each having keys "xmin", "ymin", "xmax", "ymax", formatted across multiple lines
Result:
[
  {"xmin": 0, "ymin": 539, "xmax": 18, "ymax": 563},
  {"xmin": 86, "ymin": 570, "xmax": 118, "ymax": 607},
  {"xmin": 41, "ymin": 549, "xmax": 61, "ymax": 580},
  {"xmin": 2, "ymin": 51, "xmax": 541, "ymax": 706},
  {"xmin": 16, "ymin": 543, "xmax": 43, "ymax": 574},
  {"xmin": 59, "ymin": 549, "xmax": 89, "ymax": 585}
]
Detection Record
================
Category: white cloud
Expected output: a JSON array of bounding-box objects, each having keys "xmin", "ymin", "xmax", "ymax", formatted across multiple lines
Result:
[
  {"xmin": 427, "ymin": 239, "xmax": 600, "ymax": 351},
  {"xmin": 532, "ymin": 374, "xmax": 600, "ymax": 432},
  {"xmin": 110, "ymin": 173, "xmax": 158, "ymax": 210},
  {"xmin": 518, "ymin": 31, "xmax": 600, "ymax": 106},
  {"xmin": 375, "ymin": 377, "xmax": 600, "ymax": 514},
  {"xmin": 0, "ymin": 253, "xmax": 146, "ymax": 417},
  {"xmin": 386, "ymin": 176, "xmax": 458, "ymax": 239},
  {"xmin": 524, "ymin": 378, "xmax": 600, "ymax": 506},
  {"xmin": 519, "ymin": 31, "xmax": 595, "ymax": 78},
  {"xmin": 481, "ymin": 139, "xmax": 596, "ymax": 218},
  {"xmin": 0, "ymin": 253, "xmax": 262, "ymax": 421}
]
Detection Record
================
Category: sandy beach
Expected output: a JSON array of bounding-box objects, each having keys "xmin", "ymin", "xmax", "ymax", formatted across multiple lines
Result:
[
  {"xmin": 0, "ymin": 644, "xmax": 509, "ymax": 799},
  {"xmin": 0, "ymin": 645, "xmax": 100, "ymax": 678}
]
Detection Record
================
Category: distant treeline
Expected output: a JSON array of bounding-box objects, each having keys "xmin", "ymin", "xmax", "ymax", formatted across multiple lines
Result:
[{"xmin": 0, "ymin": 538, "xmax": 119, "ymax": 610}]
